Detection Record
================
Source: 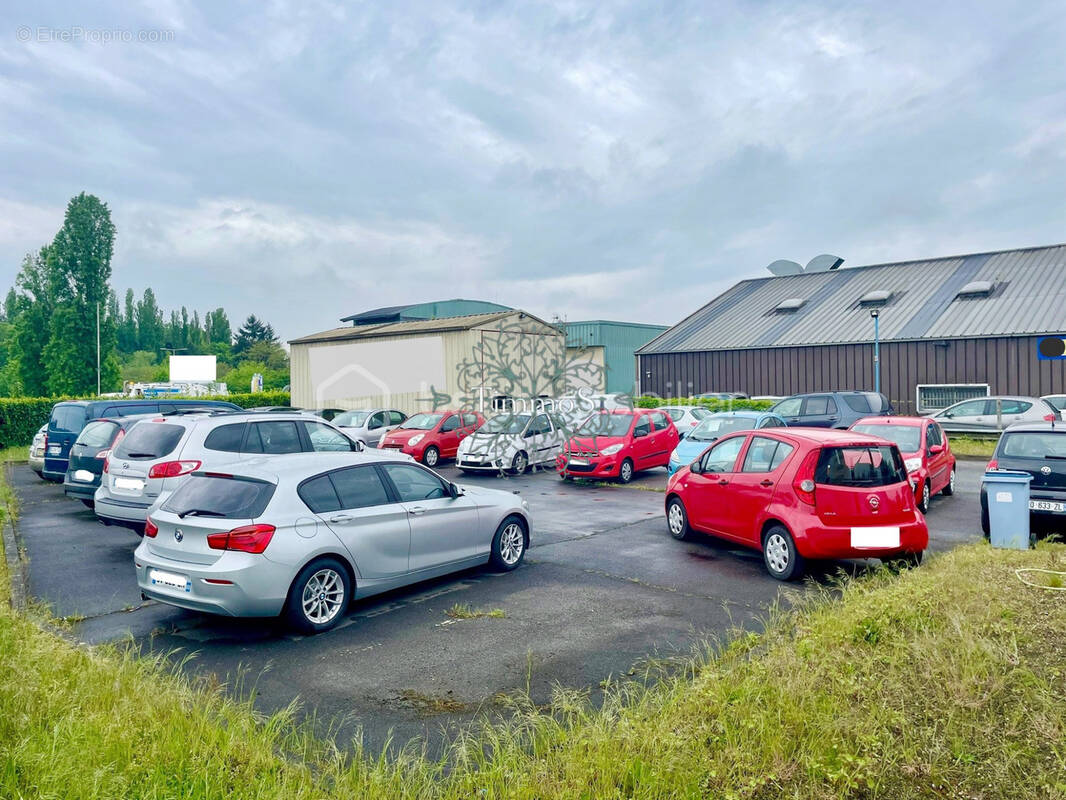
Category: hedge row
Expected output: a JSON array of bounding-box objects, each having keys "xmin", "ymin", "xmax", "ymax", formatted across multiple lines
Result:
[
  {"xmin": 0, "ymin": 391, "xmax": 291, "ymax": 449},
  {"xmin": 634, "ymin": 395, "xmax": 776, "ymax": 412}
]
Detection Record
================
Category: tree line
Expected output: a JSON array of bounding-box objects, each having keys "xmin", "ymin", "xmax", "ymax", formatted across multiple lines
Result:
[{"xmin": 0, "ymin": 193, "xmax": 288, "ymax": 397}]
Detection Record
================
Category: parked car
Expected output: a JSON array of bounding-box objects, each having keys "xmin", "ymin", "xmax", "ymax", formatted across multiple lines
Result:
[
  {"xmin": 43, "ymin": 399, "xmax": 241, "ymax": 482},
  {"xmin": 697, "ymin": 392, "xmax": 749, "ymax": 401},
  {"xmin": 332, "ymin": 408, "xmax": 408, "ymax": 447},
  {"xmin": 377, "ymin": 411, "xmax": 484, "ymax": 466},
  {"xmin": 850, "ymin": 416, "xmax": 956, "ymax": 513},
  {"xmin": 28, "ymin": 425, "xmax": 47, "ymax": 478},
  {"xmin": 1041, "ymin": 395, "xmax": 1066, "ymax": 416},
  {"xmin": 770, "ymin": 391, "xmax": 893, "ymax": 429},
  {"xmin": 558, "ymin": 409, "xmax": 679, "ymax": 483},
  {"xmin": 668, "ymin": 410, "xmax": 787, "ymax": 474},
  {"xmin": 302, "ymin": 408, "xmax": 345, "ymax": 421},
  {"xmin": 63, "ymin": 414, "xmax": 157, "ymax": 507},
  {"xmin": 135, "ymin": 451, "xmax": 531, "ymax": 633},
  {"xmin": 981, "ymin": 422, "xmax": 1066, "ymax": 536},
  {"xmin": 456, "ymin": 411, "xmax": 567, "ymax": 474},
  {"xmin": 657, "ymin": 405, "xmax": 711, "ymax": 438},
  {"xmin": 95, "ymin": 411, "xmax": 364, "ymax": 532},
  {"xmin": 930, "ymin": 396, "xmax": 1058, "ymax": 434},
  {"xmin": 665, "ymin": 428, "xmax": 927, "ymax": 580}
]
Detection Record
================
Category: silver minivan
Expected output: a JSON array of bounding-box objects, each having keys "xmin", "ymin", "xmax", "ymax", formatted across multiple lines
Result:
[{"xmin": 95, "ymin": 412, "xmax": 365, "ymax": 531}]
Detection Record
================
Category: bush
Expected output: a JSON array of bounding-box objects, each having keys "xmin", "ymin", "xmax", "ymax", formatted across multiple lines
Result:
[
  {"xmin": 635, "ymin": 395, "xmax": 776, "ymax": 412},
  {"xmin": 0, "ymin": 392, "xmax": 291, "ymax": 449}
]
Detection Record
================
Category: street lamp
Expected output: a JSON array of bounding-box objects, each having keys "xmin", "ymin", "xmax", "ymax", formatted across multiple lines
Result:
[{"xmin": 870, "ymin": 309, "xmax": 881, "ymax": 395}]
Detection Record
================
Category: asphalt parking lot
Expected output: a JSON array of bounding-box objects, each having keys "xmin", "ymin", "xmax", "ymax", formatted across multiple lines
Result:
[{"xmin": 11, "ymin": 458, "xmax": 985, "ymax": 755}]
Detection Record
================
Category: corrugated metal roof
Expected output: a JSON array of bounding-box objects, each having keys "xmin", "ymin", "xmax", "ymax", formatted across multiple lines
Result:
[
  {"xmin": 290, "ymin": 310, "xmax": 559, "ymax": 345},
  {"xmin": 638, "ymin": 243, "xmax": 1066, "ymax": 353},
  {"xmin": 340, "ymin": 298, "xmax": 511, "ymax": 324}
]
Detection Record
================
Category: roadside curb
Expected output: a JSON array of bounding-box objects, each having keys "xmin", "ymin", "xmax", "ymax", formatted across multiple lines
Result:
[{"xmin": 2, "ymin": 466, "xmax": 27, "ymax": 612}]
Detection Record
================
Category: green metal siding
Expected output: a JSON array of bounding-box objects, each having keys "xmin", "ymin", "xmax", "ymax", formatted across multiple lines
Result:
[
  {"xmin": 566, "ymin": 321, "xmax": 668, "ymax": 394},
  {"xmin": 402, "ymin": 299, "xmax": 511, "ymax": 320}
]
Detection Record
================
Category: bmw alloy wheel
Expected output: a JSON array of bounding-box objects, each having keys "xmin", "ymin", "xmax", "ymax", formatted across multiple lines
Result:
[
  {"xmin": 499, "ymin": 522, "xmax": 524, "ymax": 566},
  {"xmin": 301, "ymin": 568, "xmax": 345, "ymax": 625}
]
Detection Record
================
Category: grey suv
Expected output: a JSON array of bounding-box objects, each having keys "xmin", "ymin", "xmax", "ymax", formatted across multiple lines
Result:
[
  {"xmin": 94, "ymin": 412, "xmax": 367, "ymax": 532},
  {"xmin": 770, "ymin": 391, "xmax": 893, "ymax": 429}
]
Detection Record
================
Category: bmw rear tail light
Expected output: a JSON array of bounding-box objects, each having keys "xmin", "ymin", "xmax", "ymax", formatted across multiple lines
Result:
[
  {"xmin": 148, "ymin": 460, "xmax": 202, "ymax": 479},
  {"xmin": 207, "ymin": 524, "xmax": 275, "ymax": 554},
  {"xmin": 792, "ymin": 449, "xmax": 821, "ymax": 506},
  {"xmin": 144, "ymin": 518, "xmax": 159, "ymax": 538}
]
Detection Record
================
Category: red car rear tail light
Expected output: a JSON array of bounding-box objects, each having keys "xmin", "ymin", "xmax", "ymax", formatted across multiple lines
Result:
[
  {"xmin": 95, "ymin": 448, "xmax": 111, "ymax": 459},
  {"xmin": 207, "ymin": 524, "xmax": 275, "ymax": 554},
  {"xmin": 148, "ymin": 460, "xmax": 202, "ymax": 479},
  {"xmin": 144, "ymin": 518, "xmax": 159, "ymax": 538},
  {"xmin": 102, "ymin": 456, "xmax": 110, "ymax": 473},
  {"xmin": 792, "ymin": 449, "xmax": 821, "ymax": 506},
  {"xmin": 986, "ymin": 458, "xmax": 998, "ymax": 471}
]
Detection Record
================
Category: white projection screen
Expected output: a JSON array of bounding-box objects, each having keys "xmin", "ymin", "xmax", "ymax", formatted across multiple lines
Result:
[
  {"xmin": 308, "ymin": 336, "xmax": 446, "ymax": 403},
  {"xmin": 169, "ymin": 355, "xmax": 217, "ymax": 381}
]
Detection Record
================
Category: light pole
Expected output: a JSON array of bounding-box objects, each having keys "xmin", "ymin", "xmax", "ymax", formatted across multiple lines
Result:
[{"xmin": 870, "ymin": 309, "xmax": 880, "ymax": 395}]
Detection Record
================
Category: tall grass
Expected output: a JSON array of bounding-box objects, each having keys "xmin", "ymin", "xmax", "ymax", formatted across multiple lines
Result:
[{"xmin": 1, "ymin": 476, "xmax": 1063, "ymax": 797}]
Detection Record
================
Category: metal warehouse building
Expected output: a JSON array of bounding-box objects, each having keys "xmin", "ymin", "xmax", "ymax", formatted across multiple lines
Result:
[
  {"xmin": 289, "ymin": 301, "xmax": 602, "ymax": 412},
  {"xmin": 565, "ymin": 320, "xmax": 668, "ymax": 395},
  {"xmin": 637, "ymin": 243, "xmax": 1066, "ymax": 414}
]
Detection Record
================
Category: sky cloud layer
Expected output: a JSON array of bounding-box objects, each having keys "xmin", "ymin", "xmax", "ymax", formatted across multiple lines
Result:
[{"xmin": 1, "ymin": 1, "xmax": 1064, "ymax": 341}]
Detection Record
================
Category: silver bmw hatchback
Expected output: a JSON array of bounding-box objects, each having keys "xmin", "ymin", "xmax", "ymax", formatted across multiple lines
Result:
[{"xmin": 134, "ymin": 450, "xmax": 531, "ymax": 633}]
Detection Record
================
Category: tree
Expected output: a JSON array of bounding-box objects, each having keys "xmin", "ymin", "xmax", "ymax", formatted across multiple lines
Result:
[
  {"xmin": 136, "ymin": 288, "xmax": 164, "ymax": 353},
  {"xmin": 10, "ymin": 248, "xmax": 56, "ymax": 397},
  {"xmin": 118, "ymin": 288, "xmax": 137, "ymax": 353},
  {"xmin": 232, "ymin": 314, "xmax": 278, "ymax": 358},
  {"xmin": 41, "ymin": 193, "xmax": 120, "ymax": 395}
]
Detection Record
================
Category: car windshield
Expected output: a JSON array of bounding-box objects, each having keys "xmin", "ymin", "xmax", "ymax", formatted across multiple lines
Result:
[
  {"xmin": 688, "ymin": 416, "xmax": 757, "ymax": 442},
  {"xmin": 1000, "ymin": 432, "xmax": 1066, "ymax": 459},
  {"xmin": 576, "ymin": 414, "xmax": 633, "ymax": 437},
  {"xmin": 50, "ymin": 405, "xmax": 87, "ymax": 433},
  {"xmin": 162, "ymin": 475, "xmax": 275, "ymax": 518},
  {"xmin": 480, "ymin": 414, "xmax": 530, "ymax": 434},
  {"xmin": 113, "ymin": 423, "xmax": 185, "ymax": 460},
  {"xmin": 815, "ymin": 445, "xmax": 908, "ymax": 487},
  {"xmin": 75, "ymin": 420, "xmax": 119, "ymax": 449},
  {"xmin": 401, "ymin": 413, "xmax": 444, "ymax": 430},
  {"xmin": 1044, "ymin": 396, "xmax": 1066, "ymax": 411},
  {"xmin": 851, "ymin": 423, "xmax": 922, "ymax": 453},
  {"xmin": 332, "ymin": 411, "xmax": 369, "ymax": 427}
]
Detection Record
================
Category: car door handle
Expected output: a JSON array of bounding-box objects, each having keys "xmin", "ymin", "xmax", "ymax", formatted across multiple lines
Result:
[
  {"xmin": 760, "ymin": 479, "xmax": 774, "ymax": 487},
  {"xmin": 717, "ymin": 479, "xmax": 729, "ymax": 486},
  {"xmin": 407, "ymin": 506, "xmax": 426, "ymax": 516},
  {"xmin": 328, "ymin": 514, "xmax": 353, "ymax": 523}
]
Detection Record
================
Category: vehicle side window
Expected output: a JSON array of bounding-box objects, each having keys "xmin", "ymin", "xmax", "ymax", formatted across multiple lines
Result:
[
  {"xmin": 842, "ymin": 395, "xmax": 871, "ymax": 412},
  {"xmin": 999, "ymin": 399, "xmax": 1031, "ymax": 415},
  {"xmin": 741, "ymin": 436, "xmax": 779, "ymax": 472},
  {"xmin": 299, "ymin": 475, "xmax": 341, "ymax": 513},
  {"xmin": 329, "ymin": 466, "xmax": 390, "ymax": 509},
  {"xmin": 204, "ymin": 423, "xmax": 246, "ymax": 453},
  {"xmin": 633, "ymin": 417, "xmax": 651, "ymax": 437},
  {"xmin": 701, "ymin": 436, "xmax": 745, "ymax": 473},
  {"xmin": 380, "ymin": 464, "xmax": 449, "ymax": 502},
  {"xmin": 303, "ymin": 422, "xmax": 355, "ymax": 452},
  {"xmin": 933, "ymin": 424, "xmax": 945, "ymax": 445},
  {"xmin": 440, "ymin": 415, "xmax": 460, "ymax": 432},
  {"xmin": 769, "ymin": 441, "xmax": 795, "ymax": 471},
  {"xmin": 802, "ymin": 396, "xmax": 829, "ymax": 416},
  {"xmin": 526, "ymin": 414, "xmax": 551, "ymax": 436},
  {"xmin": 462, "ymin": 413, "xmax": 479, "ymax": 427},
  {"xmin": 389, "ymin": 410, "xmax": 406, "ymax": 425},
  {"xmin": 663, "ymin": 408, "xmax": 683, "ymax": 421},
  {"xmin": 757, "ymin": 416, "xmax": 780, "ymax": 429},
  {"xmin": 367, "ymin": 412, "xmax": 387, "ymax": 429},
  {"xmin": 925, "ymin": 424, "xmax": 942, "ymax": 449},
  {"xmin": 944, "ymin": 399, "xmax": 988, "ymax": 417},
  {"xmin": 650, "ymin": 411, "xmax": 670, "ymax": 429},
  {"xmin": 773, "ymin": 397, "xmax": 802, "ymax": 417},
  {"xmin": 246, "ymin": 421, "xmax": 302, "ymax": 454}
]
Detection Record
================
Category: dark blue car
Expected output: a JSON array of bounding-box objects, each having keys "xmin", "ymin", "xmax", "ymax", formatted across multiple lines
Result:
[{"xmin": 43, "ymin": 399, "xmax": 241, "ymax": 481}]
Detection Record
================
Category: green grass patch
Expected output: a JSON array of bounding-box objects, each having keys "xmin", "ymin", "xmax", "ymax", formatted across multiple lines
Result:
[
  {"xmin": 1, "ymin": 456, "xmax": 1064, "ymax": 797},
  {"xmin": 445, "ymin": 602, "xmax": 506, "ymax": 620},
  {"xmin": 0, "ymin": 445, "xmax": 28, "ymax": 464},
  {"xmin": 948, "ymin": 435, "xmax": 998, "ymax": 459}
]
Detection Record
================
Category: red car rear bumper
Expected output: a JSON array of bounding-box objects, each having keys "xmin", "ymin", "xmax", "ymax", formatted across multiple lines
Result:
[{"xmin": 794, "ymin": 517, "xmax": 929, "ymax": 559}]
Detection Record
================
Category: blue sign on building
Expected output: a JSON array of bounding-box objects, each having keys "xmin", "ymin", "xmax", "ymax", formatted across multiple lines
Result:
[{"xmin": 1038, "ymin": 336, "xmax": 1066, "ymax": 360}]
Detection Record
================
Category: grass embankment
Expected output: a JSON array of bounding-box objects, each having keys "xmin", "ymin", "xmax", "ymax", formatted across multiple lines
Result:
[
  {"xmin": 949, "ymin": 435, "xmax": 997, "ymax": 459},
  {"xmin": 1, "ymin": 477, "xmax": 1064, "ymax": 797}
]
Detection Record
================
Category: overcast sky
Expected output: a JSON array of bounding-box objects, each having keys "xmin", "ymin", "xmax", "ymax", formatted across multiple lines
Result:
[{"xmin": 2, "ymin": 1, "xmax": 1064, "ymax": 342}]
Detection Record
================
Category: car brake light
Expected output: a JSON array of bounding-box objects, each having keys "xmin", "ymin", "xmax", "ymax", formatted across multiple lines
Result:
[
  {"xmin": 792, "ymin": 448, "xmax": 821, "ymax": 506},
  {"xmin": 103, "ymin": 455, "xmax": 110, "ymax": 473},
  {"xmin": 206, "ymin": 524, "xmax": 275, "ymax": 554},
  {"xmin": 986, "ymin": 458, "xmax": 998, "ymax": 471},
  {"xmin": 95, "ymin": 448, "xmax": 111, "ymax": 459},
  {"xmin": 144, "ymin": 518, "xmax": 159, "ymax": 538},
  {"xmin": 148, "ymin": 460, "xmax": 202, "ymax": 479}
]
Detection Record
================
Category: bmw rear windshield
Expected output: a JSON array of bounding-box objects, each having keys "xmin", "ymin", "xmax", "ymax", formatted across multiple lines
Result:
[
  {"xmin": 815, "ymin": 445, "xmax": 908, "ymax": 487},
  {"xmin": 162, "ymin": 475, "xmax": 276, "ymax": 519}
]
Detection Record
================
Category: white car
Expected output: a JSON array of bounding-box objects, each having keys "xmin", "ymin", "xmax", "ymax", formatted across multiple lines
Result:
[
  {"xmin": 332, "ymin": 409, "xmax": 408, "ymax": 447},
  {"xmin": 456, "ymin": 411, "xmax": 567, "ymax": 474},
  {"xmin": 657, "ymin": 406, "xmax": 710, "ymax": 438}
]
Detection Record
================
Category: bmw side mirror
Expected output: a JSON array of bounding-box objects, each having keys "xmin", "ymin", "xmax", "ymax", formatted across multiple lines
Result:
[{"xmin": 449, "ymin": 482, "xmax": 464, "ymax": 498}]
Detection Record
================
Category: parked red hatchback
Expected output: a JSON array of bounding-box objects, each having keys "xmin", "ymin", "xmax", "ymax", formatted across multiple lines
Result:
[
  {"xmin": 558, "ymin": 409, "xmax": 679, "ymax": 483},
  {"xmin": 665, "ymin": 428, "xmax": 928, "ymax": 580},
  {"xmin": 849, "ymin": 416, "xmax": 956, "ymax": 513},
  {"xmin": 377, "ymin": 410, "xmax": 484, "ymax": 466}
]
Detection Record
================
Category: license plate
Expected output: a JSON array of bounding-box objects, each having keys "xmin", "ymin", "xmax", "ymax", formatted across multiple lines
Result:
[
  {"xmin": 568, "ymin": 457, "xmax": 589, "ymax": 466},
  {"xmin": 149, "ymin": 569, "xmax": 191, "ymax": 592},
  {"xmin": 850, "ymin": 526, "xmax": 900, "ymax": 548},
  {"xmin": 114, "ymin": 476, "xmax": 145, "ymax": 491},
  {"xmin": 73, "ymin": 469, "xmax": 95, "ymax": 482},
  {"xmin": 47, "ymin": 445, "xmax": 61, "ymax": 455},
  {"xmin": 1029, "ymin": 499, "xmax": 1066, "ymax": 512}
]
